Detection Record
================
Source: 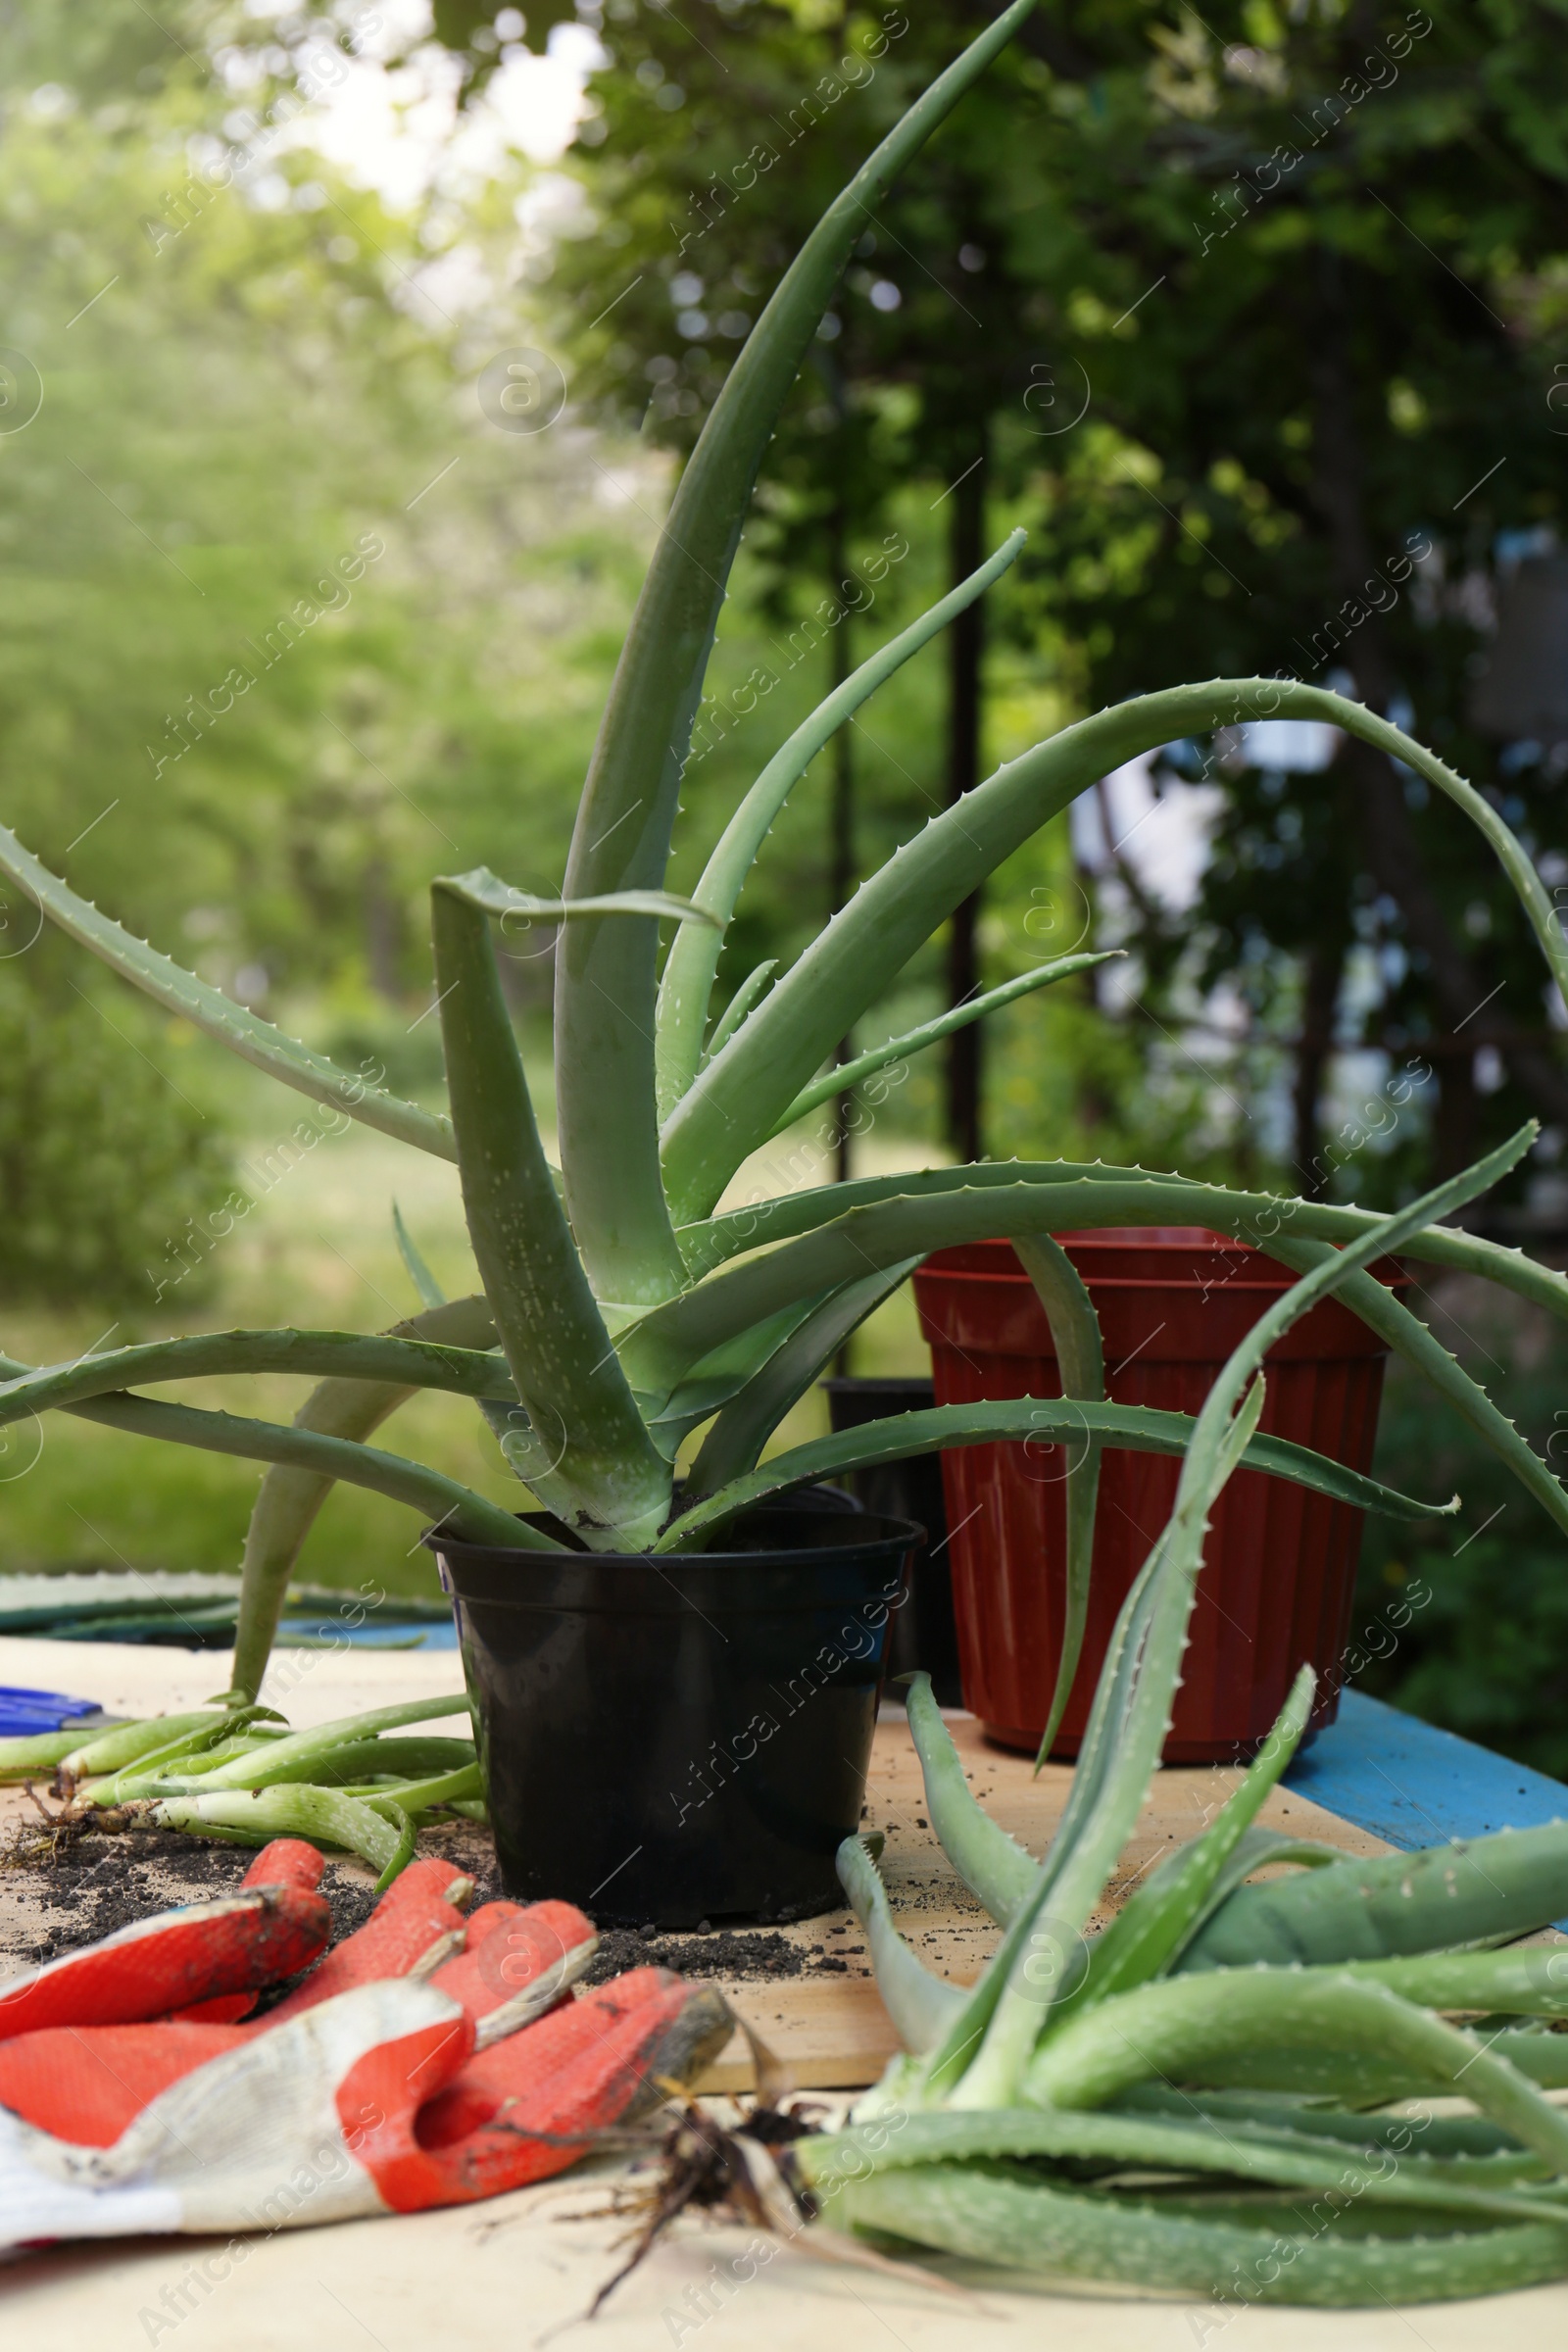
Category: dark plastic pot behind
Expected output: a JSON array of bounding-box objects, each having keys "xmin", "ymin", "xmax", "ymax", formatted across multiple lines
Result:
[
  {"xmin": 427, "ymin": 1493, "xmax": 917, "ymax": 1929},
  {"xmin": 820, "ymin": 1377, "xmax": 961, "ymax": 1705},
  {"xmin": 913, "ymin": 1231, "xmax": 1410, "ymax": 1765}
]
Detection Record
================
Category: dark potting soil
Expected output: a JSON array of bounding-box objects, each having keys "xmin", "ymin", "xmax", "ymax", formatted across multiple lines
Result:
[
  {"xmin": 582, "ymin": 1925, "xmax": 811, "ymax": 1985},
  {"xmin": 0, "ymin": 1823, "xmax": 379, "ymax": 1971},
  {"xmin": 1, "ymin": 1817, "xmax": 864, "ymax": 1985}
]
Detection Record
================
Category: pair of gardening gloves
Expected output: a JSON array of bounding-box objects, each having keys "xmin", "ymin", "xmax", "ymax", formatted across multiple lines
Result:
[{"xmin": 0, "ymin": 1840, "xmax": 731, "ymax": 2255}]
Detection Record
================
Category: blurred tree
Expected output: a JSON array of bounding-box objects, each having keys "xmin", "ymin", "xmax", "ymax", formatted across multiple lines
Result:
[
  {"xmin": 0, "ymin": 0, "xmax": 667, "ymax": 1303},
  {"xmin": 0, "ymin": 0, "xmax": 666, "ymax": 983},
  {"xmin": 1359, "ymin": 1273, "xmax": 1568, "ymax": 1778},
  {"xmin": 0, "ymin": 939, "xmax": 230, "ymax": 1307}
]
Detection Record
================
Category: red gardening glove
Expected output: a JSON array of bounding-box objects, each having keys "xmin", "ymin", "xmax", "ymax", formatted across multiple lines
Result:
[
  {"xmin": 341, "ymin": 1964, "xmax": 730, "ymax": 2212},
  {"xmin": 0, "ymin": 1857, "xmax": 594, "ymax": 2147},
  {"xmin": 0, "ymin": 1841, "xmax": 330, "ymax": 2043},
  {"xmin": 0, "ymin": 1961, "xmax": 732, "ymax": 2250},
  {"xmin": 170, "ymin": 1841, "xmax": 328, "ymax": 2023}
]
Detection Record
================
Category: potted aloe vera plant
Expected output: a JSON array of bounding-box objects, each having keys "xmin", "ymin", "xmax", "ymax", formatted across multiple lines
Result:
[{"xmin": 4, "ymin": 0, "xmax": 1568, "ymax": 1927}]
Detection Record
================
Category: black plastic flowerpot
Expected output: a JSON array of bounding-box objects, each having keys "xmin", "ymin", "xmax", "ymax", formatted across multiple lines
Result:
[{"xmin": 425, "ymin": 1493, "xmax": 920, "ymax": 1929}]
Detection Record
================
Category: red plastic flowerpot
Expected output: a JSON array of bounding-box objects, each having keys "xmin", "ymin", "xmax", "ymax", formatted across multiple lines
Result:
[{"xmin": 911, "ymin": 1230, "xmax": 1410, "ymax": 1763}]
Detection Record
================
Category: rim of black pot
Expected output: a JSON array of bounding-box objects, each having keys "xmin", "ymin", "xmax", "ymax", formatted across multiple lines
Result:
[{"xmin": 421, "ymin": 1490, "xmax": 925, "ymax": 1608}]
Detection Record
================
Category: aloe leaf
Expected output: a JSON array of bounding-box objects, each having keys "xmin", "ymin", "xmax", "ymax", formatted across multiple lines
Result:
[
  {"xmin": 133, "ymin": 1737, "xmax": 477, "ymax": 1800},
  {"xmin": 281, "ymin": 1737, "xmax": 475, "ymax": 1786},
  {"xmin": 370, "ymin": 1803, "xmax": 418, "ymax": 1890},
  {"xmin": 1465, "ymin": 2035, "xmax": 1568, "ymax": 2090},
  {"xmin": 835, "ymin": 1832, "xmax": 976, "ymax": 2051},
  {"xmin": 0, "ymin": 1317, "xmax": 540, "ymax": 1571},
  {"xmin": 555, "ymin": 0, "xmax": 1040, "ymax": 1306},
  {"xmin": 1132, "ymin": 2031, "xmax": 1568, "ymax": 2104},
  {"xmin": 655, "ymin": 530, "xmax": 1029, "ymax": 1122},
  {"xmin": 766, "ymin": 955, "xmax": 1118, "ymax": 1139},
  {"xmin": 1111, "ymin": 2084, "xmax": 1527, "ymax": 2155},
  {"xmin": 435, "ymin": 865, "xmax": 713, "ymax": 928},
  {"xmin": 0, "ymin": 1727, "xmax": 105, "ymax": 1781},
  {"xmin": 645, "ymin": 1182, "xmax": 1217, "ymax": 1379},
  {"xmin": 431, "ymin": 879, "xmax": 670, "ymax": 1548},
  {"xmin": 58, "ymin": 1710, "xmax": 227, "ymax": 1783},
  {"xmin": 1010, "ymin": 1235, "xmax": 1106, "ymax": 1767},
  {"xmin": 904, "ymin": 1672, "xmax": 1038, "ymax": 1926},
  {"xmin": 92, "ymin": 1739, "xmax": 275, "ymax": 1800},
  {"xmin": 152, "ymin": 1784, "xmax": 408, "ymax": 1879},
  {"xmin": 356, "ymin": 1761, "xmax": 484, "ymax": 1817},
  {"xmin": 1022, "ymin": 1971, "xmax": 1568, "ymax": 2176},
  {"xmin": 1180, "ymin": 1817, "xmax": 1568, "ymax": 1972},
  {"xmin": 393, "ymin": 1204, "xmax": 446, "ymax": 1310},
  {"xmin": 700, "ymin": 959, "xmax": 777, "ymax": 1071},
  {"xmin": 1076, "ymin": 1666, "xmax": 1315, "ymax": 2009},
  {"xmin": 934, "ymin": 1129, "xmax": 1530, "ymax": 2110},
  {"xmin": 688, "ymin": 1259, "xmax": 920, "ymax": 1492},
  {"xmin": 196, "ymin": 1694, "xmax": 469, "ymax": 1790},
  {"xmin": 90, "ymin": 1704, "xmax": 284, "ymax": 1802},
  {"xmin": 0, "ymin": 1329, "xmax": 516, "ymax": 1430},
  {"xmin": 52, "ymin": 1386, "xmax": 554, "ymax": 1551},
  {"xmin": 1266, "ymin": 1237, "xmax": 1568, "ymax": 1542},
  {"xmin": 1331, "ymin": 1944, "xmax": 1568, "ymax": 2016},
  {"xmin": 797, "ymin": 2109, "xmax": 1562, "ymax": 2230},
  {"xmin": 638, "ymin": 1296, "xmax": 836, "ymax": 1461},
  {"xmin": 815, "ymin": 2160, "xmax": 1568, "ymax": 2305},
  {"xmin": 676, "ymin": 1158, "xmax": 1568, "ymax": 1308},
  {"xmin": 0, "ymin": 820, "xmax": 458, "ymax": 1160},
  {"xmin": 1162, "ymin": 1826, "xmax": 1341, "ymax": 1966},
  {"xmin": 228, "ymin": 1294, "xmax": 497, "ymax": 1701},
  {"xmin": 653, "ymin": 1396, "xmax": 1456, "ymax": 1551},
  {"xmin": 648, "ymin": 1164, "xmax": 1568, "ymax": 1396},
  {"xmin": 678, "ymin": 1162, "xmax": 1086, "ymax": 1281},
  {"xmin": 661, "ymin": 683, "xmax": 1568, "ymax": 1221},
  {"xmin": 930, "ymin": 1384, "xmax": 1268, "ymax": 2103},
  {"xmin": 672, "ymin": 1167, "xmax": 1568, "ymax": 1544}
]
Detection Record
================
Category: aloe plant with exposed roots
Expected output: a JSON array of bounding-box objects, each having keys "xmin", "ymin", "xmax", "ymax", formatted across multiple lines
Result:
[{"xmin": 1, "ymin": 0, "xmax": 1567, "ymax": 1759}]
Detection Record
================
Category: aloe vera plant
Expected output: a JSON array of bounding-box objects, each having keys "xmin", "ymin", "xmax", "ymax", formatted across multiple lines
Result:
[
  {"xmin": 1, "ymin": 5, "xmax": 1566, "ymax": 1761},
  {"xmin": 805, "ymin": 1138, "xmax": 1568, "ymax": 2305}
]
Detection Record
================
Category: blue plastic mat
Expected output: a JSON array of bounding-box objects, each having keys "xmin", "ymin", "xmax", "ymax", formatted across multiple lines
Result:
[
  {"xmin": 0, "ymin": 1685, "xmax": 105, "ymax": 1737},
  {"xmin": 274, "ymin": 1617, "xmax": 459, "ymax": 1650}
]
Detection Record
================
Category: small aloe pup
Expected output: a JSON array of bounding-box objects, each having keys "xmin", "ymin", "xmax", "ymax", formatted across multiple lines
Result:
[
  {"xmin": 801, "ymin": 1129, "xmax": 1568, "ymax": 2307},
  {"xmin": 1, "ymin": 2, "xmax": 1568, "ymax": 1763}
]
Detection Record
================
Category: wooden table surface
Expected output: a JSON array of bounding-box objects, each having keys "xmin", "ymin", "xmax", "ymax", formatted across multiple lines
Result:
[{"xmin": 6, "ymin": 1635, "xmax": 1565, "ymax": 2352}]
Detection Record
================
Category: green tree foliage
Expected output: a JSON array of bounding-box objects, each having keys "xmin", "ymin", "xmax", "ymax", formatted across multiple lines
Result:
[
  {"xmin": 0, "ymin": 0, "xmax": 672, "ymax": 1308},
  {"xmin": 1360, "ymin": 1279, "xmax": 1568, "ymax": 1778}
]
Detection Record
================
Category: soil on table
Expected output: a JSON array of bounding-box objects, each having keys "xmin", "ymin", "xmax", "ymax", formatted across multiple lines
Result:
[
  {"xmin": 0, "ymin": 1819, "xmax": 380, "ymax": 1972},
  {"xmin": 0, "ymin": 1813, "xmax": 868, "ymax": 1985}
]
